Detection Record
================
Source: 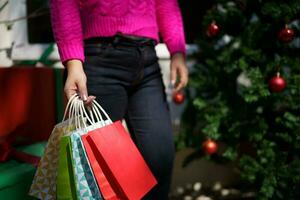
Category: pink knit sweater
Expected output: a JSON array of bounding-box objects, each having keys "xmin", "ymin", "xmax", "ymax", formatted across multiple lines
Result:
[{"xmin": 49, "ymin": 0, "xmax": 186, "ymax": 64}]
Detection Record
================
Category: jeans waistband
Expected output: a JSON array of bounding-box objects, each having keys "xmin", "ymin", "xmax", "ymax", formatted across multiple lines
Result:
[{"xmin": 83, "ymin": 32, "xmax": 157, "ymax": 47}]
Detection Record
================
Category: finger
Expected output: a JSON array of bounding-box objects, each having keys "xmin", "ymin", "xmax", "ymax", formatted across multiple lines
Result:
[
  {"xmin": 77, "ymin": 81, "xmax": 88, "ymax": 101},
  {"xmin": 84, "ymin": 96, "xmax": 96, "ymax": 107},
  {"xmin": 170, "ymin": 65, "xmax": 177, "ymax": 86},
  {"xmin": 182, "ymin": 67, "xmax": 188, "ymax": 84},
  {"xmin": 181, "ymin": 69, "xmax": 188, "ymax": 88},
  {"xmin": 64, "ymin": 85, "xmax": 77, "ymax": 100},
  {"xmin": 174, "ymin": 82, "xmax": 185, "ymax": 93},
  {"xmin": 174, "ymin": 68, "xmax": 188, "ymax": 92}
]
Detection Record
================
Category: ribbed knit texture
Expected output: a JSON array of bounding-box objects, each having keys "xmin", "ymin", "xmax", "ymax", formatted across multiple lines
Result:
[{"xmin": 49, "ymin": 0, "xmax": 186, "ymax": 64}]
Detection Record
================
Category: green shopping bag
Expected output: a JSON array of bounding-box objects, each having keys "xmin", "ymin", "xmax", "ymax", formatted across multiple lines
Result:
[{"xmin": 56, "ymin": 136, "xmax": 78, "ymax": 200}]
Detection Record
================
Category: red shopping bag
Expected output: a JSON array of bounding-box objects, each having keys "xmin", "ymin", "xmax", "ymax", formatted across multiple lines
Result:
[
  {"xmin": 83, "ymin": 120, "xmax": 157, "ymax": 200},
  {"xmin": 82, "ymin": 134, "xmax": 119, "ymax": 200}
]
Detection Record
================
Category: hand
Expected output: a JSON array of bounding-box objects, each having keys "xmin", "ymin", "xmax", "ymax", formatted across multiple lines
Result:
[
  {"xmin": 170, "ymin": 53, "xmax": 189, "ymax": 93},
  {"xmin": 64, "ymin": 59, "xmax": 95, "ymax": 105}
]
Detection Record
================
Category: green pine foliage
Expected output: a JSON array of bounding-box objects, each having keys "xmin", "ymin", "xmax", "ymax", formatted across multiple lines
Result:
[{"xmin": 177, "ymin": 1, "xmax": 300, "ymax": 199}]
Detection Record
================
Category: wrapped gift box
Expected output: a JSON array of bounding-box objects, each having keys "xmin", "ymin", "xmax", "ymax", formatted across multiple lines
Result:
[
  {"xmin": 0, "ymin": 67, "xmax": 65, "ymax": 140},
  {"xmin": 0, "ymin": 66, "xmax": 65, "ymax": 199},
  {"xmin": 0, "ymin": 142, "xmax": 46, "ymax": 200}
]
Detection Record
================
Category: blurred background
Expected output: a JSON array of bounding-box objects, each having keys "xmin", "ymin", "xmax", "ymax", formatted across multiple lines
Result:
[{"xmin": 0, "ymin": 0, "xmax": 300, "ymax": 200}]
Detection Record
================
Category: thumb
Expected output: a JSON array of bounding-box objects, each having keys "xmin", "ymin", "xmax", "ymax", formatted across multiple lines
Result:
[
  {"xmin": 65, "ymin": 89, "xmax": 77, "ymax": 100},
  {"xmin": 64, "ymin": 81, "xmax": 78, "ymax": 100},
  {"xmin": 170, "ymin": 65, "xmax": 177, "ymax": 87},
  {"xmin": 77, "ymin": 80, "xmax": 88, "ymax": 101}
]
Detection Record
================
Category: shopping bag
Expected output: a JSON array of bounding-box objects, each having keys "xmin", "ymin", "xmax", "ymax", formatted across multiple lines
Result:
[
  {"xmin": 82, "ymin": 101, "xmax": 157, "ymax": 200},
  {"xmin": 68, "ymin": 94, "xmax": 115, "ymax": 200},
  {"xmin": 56, "ymin": 136, "xmax": 77, "ymax": 200},
  {"xmin": 82, "ymin": 134, "xmax": 119, "ymax": 200},
  {"xmin": 70, "ymin": 131, "xmax": 103, "ymax": 200},
  {"xmin": 29, "ymin": 94, "xmax": 78, "ymax": 200},
  {"xmin": 78, "ymin": 101, "xmax": 119, "ymax": 200},
  {"xmin": 29, "ymin": 119, "xmax": 76, "ymax": 200}
]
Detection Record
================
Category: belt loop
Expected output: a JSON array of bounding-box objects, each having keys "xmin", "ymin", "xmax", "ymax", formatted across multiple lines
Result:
[{"xmin": 112, "ymin": 34, "xmax": 120, "ymax": 47}]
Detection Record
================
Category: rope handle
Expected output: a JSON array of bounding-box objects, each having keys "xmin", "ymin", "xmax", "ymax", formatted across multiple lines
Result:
[{"xmin": 61, "ymin": 93, "xmax": 113, "ymax": 130}]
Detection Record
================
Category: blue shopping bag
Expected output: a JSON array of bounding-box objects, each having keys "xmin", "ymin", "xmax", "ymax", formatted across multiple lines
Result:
[{"xmin": 70, "ymin": 130, "xmax": 103, "ymax": 200}]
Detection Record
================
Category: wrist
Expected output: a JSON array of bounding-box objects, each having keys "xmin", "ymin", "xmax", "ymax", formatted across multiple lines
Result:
[
  {"xmin": 65, "ymin": 59, "xmax": 84, "ymax": 72},
  {"xmin": 171, "ymin": 52, "xmax": 186, "ymax": 63},
  {"xmin": 171, "ymin": 52, "xmax": 186, "ymax": 61}
]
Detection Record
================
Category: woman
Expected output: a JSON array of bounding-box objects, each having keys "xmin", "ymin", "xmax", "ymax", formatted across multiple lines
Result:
[{"xmin": 49, "ymin": 0, "xmax": 188, "ymax": 199}]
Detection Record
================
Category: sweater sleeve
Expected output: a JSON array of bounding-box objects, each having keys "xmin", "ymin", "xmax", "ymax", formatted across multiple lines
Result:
[
  {"xmin": 49, "ymin": 0, "xmax": 84, "ymax": 65},
  {"xmin": 155, "ymin": 0, "xmax": 186, "ymax": 57}
]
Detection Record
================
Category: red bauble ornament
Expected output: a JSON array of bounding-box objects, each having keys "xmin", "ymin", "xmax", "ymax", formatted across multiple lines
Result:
[
  {"xmin": 173, "ymin": 91, "xmax": 185, "ymax": 104},
  {"xmin": 202, "ymin": 139, "xmax": 218, "ymax": 155},
  {"xmin": 278, "ymin": 26, "xmax": 295, "ymax": 43},
  {"xmin": 206, "ymin": 21, "xmax": 220, "ymax": 37},
  {"xmin": 268, "ymin": 72, "xmax": 286, "ymax": 93}
]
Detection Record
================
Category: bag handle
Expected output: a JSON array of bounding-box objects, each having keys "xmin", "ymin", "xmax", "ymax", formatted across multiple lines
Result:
[
  {"xmin": 68, "ymin": 95, "xmax": 77, "ymax": 128},
  {"xmin": 75, "ymin": 99, "xmax": 82, "ymax": 130},
  {"xmin": 74, "ymin": 96, "xmax": 94, "ymax": 130},
  {"xmin": 62, "ymin": 94, "xmax": 113, "ymax": 129},
  {"xmin": 70, "ymin": 96, "xmax": 80, "ymax": 130},
  {"xmin": 62, "ymin": 93, "xmax": 78, "ymax": 121},
  {"xmin": 91, "ymin": 102, "xmax": 106, "ymax": 127},
  {"xmin": 92, "ymin": 100, "xmax": 113, "ymax": 124},
  {"xmin": 66, "ymin": 95, "xmax": 87, "ymax": 130},
  {"xmin": 77, "ymin": 98, "xmax": 112, "ymax": 126}
]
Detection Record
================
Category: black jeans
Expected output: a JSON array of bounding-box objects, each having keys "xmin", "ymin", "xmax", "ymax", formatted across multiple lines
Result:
[{"xmin": 82, "ymin": 33, "xmax": 175, "ymax": 200}]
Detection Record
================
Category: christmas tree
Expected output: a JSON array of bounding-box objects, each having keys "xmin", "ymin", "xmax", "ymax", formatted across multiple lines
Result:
[{"xmin": 176, "ymin": 0, "xmax": 300, "ymax": 199}]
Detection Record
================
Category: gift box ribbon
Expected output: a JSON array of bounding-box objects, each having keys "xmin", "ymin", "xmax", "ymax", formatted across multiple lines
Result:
[{"xmin": 0, "ymin": 137, "xmax": 41, "ymax": 167}]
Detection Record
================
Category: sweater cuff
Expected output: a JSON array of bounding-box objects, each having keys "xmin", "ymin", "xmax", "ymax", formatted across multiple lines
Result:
[
  {"xmin": 56, "ymin": 42, "xmax": 85, "ymax": 66},
  {"xmin": 168, "ymin": 42, "xmax": 187, "ymax": 58}
]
